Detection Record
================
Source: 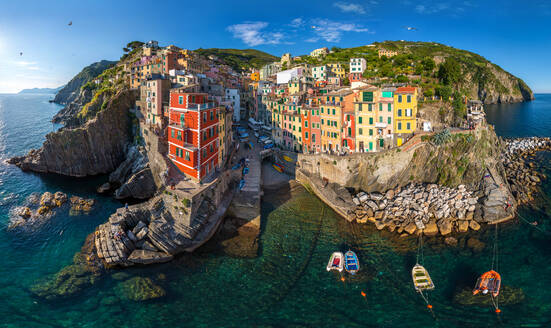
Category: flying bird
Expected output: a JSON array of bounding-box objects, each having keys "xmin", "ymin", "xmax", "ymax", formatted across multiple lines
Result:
[
  {"xmin": 19, "ymin": 52, "xmax": 23, "ymax": 56},
  {"xmin": 311, "ymin": 25, "xmax": 317, "ymax": 29},
  {"xmin": 68, "ymin": 21, "xmax": 72, "ymax": 26},
  {"xmin": 403, "ymin": 26, "xmax": 418, "ymax": 31}
]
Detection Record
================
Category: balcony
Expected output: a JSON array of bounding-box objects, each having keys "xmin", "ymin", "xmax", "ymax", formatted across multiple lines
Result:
[{"xmin": 375, "ymin": 122, "xmax": 388, "ymax": 128}]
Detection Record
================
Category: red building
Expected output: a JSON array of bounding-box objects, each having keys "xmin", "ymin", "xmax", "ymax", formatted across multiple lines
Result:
[{"xmin": 167, "ymin": 91, "xmax": 219, "ymax": 182}]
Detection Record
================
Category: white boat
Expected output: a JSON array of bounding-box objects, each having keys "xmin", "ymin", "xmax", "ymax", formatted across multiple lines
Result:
[
  {"xmin": 326, "ymin": 252, "xmax": 344, "ymax": 272},
  {"xmin": 412, "ymin": 264, "xmax": 435, "ymax": 292}
]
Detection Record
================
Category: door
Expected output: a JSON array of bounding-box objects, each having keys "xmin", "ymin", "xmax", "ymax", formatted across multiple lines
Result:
[{"xmin": 397, "ymin": 138, "xmax": 403, "ymax": 147}]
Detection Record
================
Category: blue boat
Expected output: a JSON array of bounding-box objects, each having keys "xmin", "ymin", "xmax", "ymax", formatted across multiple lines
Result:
[
  {"xmin": 344, "ymin": 250, "xmax": 360, "ymax": 275},
  {"xmin": 238, "ymin": 179, "xmax": 245, "ymax": 190},
  {"xmin": 264, "ymin": 143, "xmax": 274, "ymax": 149},
  {"xmin": 243, "ymin": 167, "xmax": 249, "ymax": 175},
  {"xmin": 232, "ymin": 164, "xmax": 241, "ymax": 170}
]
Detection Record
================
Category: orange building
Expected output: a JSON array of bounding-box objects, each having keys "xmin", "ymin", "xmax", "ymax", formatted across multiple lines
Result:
[{"xmin": 167, "ymin": 92, "xmax": 219, "ymax": 182}]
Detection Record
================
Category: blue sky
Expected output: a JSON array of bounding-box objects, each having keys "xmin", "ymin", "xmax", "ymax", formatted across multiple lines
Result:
[{"xmin": 0, "ymin": 0, "xmax": 550, "ymax": 93}]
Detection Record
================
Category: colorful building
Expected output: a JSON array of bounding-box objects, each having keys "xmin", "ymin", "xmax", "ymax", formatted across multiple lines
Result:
[
  {"xmin": 354, "ymin": 87, "xmax": 379, "ymax": 152},
  {"xmin": 310, "ymin": 47, "xmax": 329, "ymax": 57},
  {"xmin": 394, "ymin": 87, "xmax": 418, "ymax": 146},
  {"xmin": 350, "ymin": 58, "xmax": 367, "ymax": 74},
  {"xmin": 327, "ymin": 63, "xmax": 346, "ymax": 79},
  {"xmin": 167, "ymin": 92, "xmax": 219, "ymax": 182},
  {"xmin": 378, "ymin": 49, "xmax": 398, "ymax": 58},
  {"xmin": 143, "ymin": 77, "xmax": 170, "ymax": 128},
  {"xmin": 312, "ymin": 65, "xmax": 327, "ymax": 81}
]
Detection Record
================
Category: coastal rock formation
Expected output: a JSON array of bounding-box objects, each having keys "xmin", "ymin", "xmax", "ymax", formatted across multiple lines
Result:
[
  {"xmin": 8, "ymin": 191, "xmax": 96, "ymax": 230},
  {"xmin": 8, "ymin": 90, "xmax": 136, "ymax": 177},
  {"xmin": 108, "ymin": 145, "xmax": 156, "ymax": 199},
  {"xmin": 297, "ymin": 128, "xmax": 503, "ymax": 194},
  {"xmin": 93, "ymin": 179, "xmax": 232, "ymax": 267},
  {"xmin": 53, "ymin": 60, "xmax": 116, "ymax": 107}
]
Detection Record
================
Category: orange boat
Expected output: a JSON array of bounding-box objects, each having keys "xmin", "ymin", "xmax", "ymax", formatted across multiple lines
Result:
[{"xmin": 473, "ymin": 270, "xmax": 501, "ymax": 297}]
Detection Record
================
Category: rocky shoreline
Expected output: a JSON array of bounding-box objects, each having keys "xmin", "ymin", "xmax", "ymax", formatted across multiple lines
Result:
[{"xmin": 502, "ymin": 137, "xmax": 551, "ymax": 205}]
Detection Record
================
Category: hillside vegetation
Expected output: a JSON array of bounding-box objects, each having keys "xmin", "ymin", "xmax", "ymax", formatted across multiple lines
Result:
[
  {"xmin": 293, "ymin": 41, "xmax": 533, "ymax": 104},
  {"xmin": 194, "ymin": 48, "xmax": 278, "ymax": 72},
  {"xmin": 53, "ymin": 60, "xmax": 116, "ymax": 105}
]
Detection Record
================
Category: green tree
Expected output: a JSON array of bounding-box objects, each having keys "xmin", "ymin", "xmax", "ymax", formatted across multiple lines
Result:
[
  {"xmin": 438, "ymin": 57, "xmax": 461, "ymax": 86},
  {"xmin": 380, "ymin": 63, "xmax": 394, "ymax": 77},
  {"xmin": 436, "ymin": 85, "xmax": 452, "ymax": 101},
  {"xmin": 452, "ymin": 91, "xmax": 466, "ymax": 124},
  {"xmin": 423, "ymin": 88, "xmax": 434, "ymax": 97},
  {"xmin": 396, "ymin": 75, "xmax": 409, "ymax": 83},
  {"xmin": 422, "ymin": 57, "xmax": 435, "ymax": 71},
  {"xmin": 414, "ymin": 64, "xmax": 424, "ymax": 75},
  {"xmin": 126, "ymin": 41, "xmax": 144, "ymax": 50}
]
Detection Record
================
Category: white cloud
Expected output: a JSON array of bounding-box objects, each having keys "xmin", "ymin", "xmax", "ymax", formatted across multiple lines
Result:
[
  {"xmin": 289, "ymin": 18, "xmax": 305, "ymax": 28},
  {"xmin": 13, "ymin": 60, "xmax": 40, "ymax": 71},
  {"xmin": 312, "ymin": 19, "xmax": 369, "ymax": 42},
  {"xmin": 305, "ymin": 37, "xmax": 320, "ymax": 43},
  {"xmin": 227, "ymin": 22, "xmax": 283, "ymax": 46},
  {"xmin": 334, "ymin": 2, "xmax": 366, "ymax": 14}
]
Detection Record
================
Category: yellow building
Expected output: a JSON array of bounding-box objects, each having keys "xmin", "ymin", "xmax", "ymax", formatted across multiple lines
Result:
[
  {"xmin": 378, "ymin": 49, "xmax": 398, "ymax": 58},
  {"xmin": 393, "ymin": 87, "xmax": 418, "ymax": 146},
  {"xmin": 327, "ymin": 63, "xmax": 346, "ymax": 79},
  {"xmin": 320, "ymin": 103, "xmax": 342, "ymax": 152},
  {"xmin": 354, "ymin": 88, "xmax": 379, "ymax": 152}
]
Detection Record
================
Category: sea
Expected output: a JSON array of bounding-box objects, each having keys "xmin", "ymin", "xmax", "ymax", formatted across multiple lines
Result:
[{"xmin": 0, "ymin": 92, "xmax": 550, "ymax": 327}]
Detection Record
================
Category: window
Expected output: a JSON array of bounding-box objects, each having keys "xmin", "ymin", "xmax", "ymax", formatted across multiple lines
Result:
[
  {"xmin": 369, "ymin": 117, "xmax": 373, "ymax": 124},
  {"xmin": 368, "ymin": 104, "xmax": 372, "ymax": 111},
  {"xmin": 210, "ymin": 111, "xmax": 214, "ymax": 120},
  {"xmin": 178, "ymin": 96, "xmax": 183, "ymax": 105},
  {"xmin": 398, "ymin": 109, "xmax": 402, "ymax": 117},
  {"xmin": 210, "ymin": 144, "xmax": 214, "ymax": 153},
  {"xmin": 369, "ymin": 142, "xmax": 373, "ymax": 150},
  {"xmin": 369, "ymin": 129, "xmax": 373, "ymax": 136},
  {"xmin": 407, "ymin": 95, "xmax": 412, "ymax": 103},
  {"xmin": 359, "ymin": 128, "xmax": 363, "ymax": 135},
  {"xmin": 203, "ymin": 113, "xmax": 207, "ymax": 122},
  {"xmin": 312, "ymin": 134, "xmax": 316, "ymax": 142},
  {"xmin": 358, "ymin": 117, "xmax": 362, "ymax": 124},
  {"xmin": 203, "ymin": 149, "xmax": 207, "ymax": 158},
  {"xmin": 388, "ymin": 103, "xmax": 392, "ymax": 111},
  {"xmin": 332, "ymin": 108, "xmax": 335, "ymax": 115},
  {"xmin": 388, "ymin": 117, "xmax": 391, "ymax": 124},
  {"xmin": 177, "ymin": 131, "xmax": 182, "ymax": 140},
  {"xmin": 348, "ymin": 127, "xmax": 351, "ymax": 135},
  {"xmin": 406, "ymin": 109, "xmax": 412, "ymax": 117},
  {"xmin": 171, "ymin": 129, "xmax": 175, "ymax": 138},
  {"xmin": 398, "ymin": 95, "xmax": 402, "ymax": 103},
  {"xmin": 407, "ymin": 122, "xmax": 411, "ymax": 130},
  {"xmin": 305, "ymin": 121, "xmax": 308, "ymax": 128},
  {"xmin": 379, "ymin": 103, "xmax": 382, "ymax": 111},
  {"xmin": 305, "ymin": 132, "xmax": 309, "ymax": 139},
  {"xmin": 322, "ymin": 119, "xmax": 324, "ymax": 124},
  {"xmin": 203, "ymin": 132, "xmax": 206, "ymax": 141},
  {"xmin": 398, "ymin": 122, "xmax": 402, "ymax": 130},
  {"xmin": 379, "ymin": 116, "xmax": 383, "ymax": 123},
  {"xmin": 185, "ymin": 151, "xmax": 190, "ymax": 161},
  {"xmin": 358, "ymin": 104, "xmax": 362, "ymax": 112}
]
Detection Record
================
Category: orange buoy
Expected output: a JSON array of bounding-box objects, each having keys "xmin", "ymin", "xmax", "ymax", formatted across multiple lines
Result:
[
  {"xmin": 341, "ymin": 277, "xmax": 345, "ymax": 282},
  {"xmin": 361, "ymin": 291, "xmax": 366, "ymax": 297},
  {"xmin": 427, "ymin": 304, "xmax": 433, "ymax": 309},
  {"xmin": 495, "ymin": 309, "xmax": 501, "ymax": 313}
]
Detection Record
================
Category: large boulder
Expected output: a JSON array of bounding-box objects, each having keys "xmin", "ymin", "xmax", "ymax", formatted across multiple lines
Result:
[
  {"xmin": 40, "ymin": 192, "xmax": 55, "ymax": 207},
  {"xmin": 423, "ymin": 220, "xmax": 439, "ymax": 236},
  {"xmin": 437, "ymin": 219, "xmax": 452, "ymax": 236},
  {"xmin": 127, "ymin": 250, "xmax": 173, "ymax": 265}
]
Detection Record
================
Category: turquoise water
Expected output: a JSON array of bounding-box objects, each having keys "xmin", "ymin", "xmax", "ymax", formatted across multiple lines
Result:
[{"xmin": 0, "ymin": 93, "xmax": 550, "ymax": 327}]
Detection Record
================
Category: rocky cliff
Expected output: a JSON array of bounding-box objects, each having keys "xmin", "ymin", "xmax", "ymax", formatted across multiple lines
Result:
[
  {"xmin": 53, "ymin": 60, "xmax": 116, "ymax": 106},
  {"xmin": 108, "ymin": 145, "xmax": 156, "ymax": 199},
  {"xmin": 9, "ymin": 89, "xmax": 136, "ymax": 177}
]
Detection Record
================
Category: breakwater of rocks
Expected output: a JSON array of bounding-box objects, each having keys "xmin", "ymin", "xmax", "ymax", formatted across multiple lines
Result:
[
  {"xmin": 502, "ymin": 137, "xmax": 551, "ymax": 205},
  {"xmin": 351, "ymin": 183, "xmax": 481, "ymax": 236}
]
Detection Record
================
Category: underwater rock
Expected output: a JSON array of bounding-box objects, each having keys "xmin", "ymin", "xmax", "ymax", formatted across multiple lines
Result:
[
  {"xmin": 444, "ymin": 236, "xmax": 458, "ymax": 247},
  {"xmin": 53, "ymin": 191, "xmax": 68, "ymax": 206},
  {"xmin": 30, "ymin": 263, "xmax": 100, "ymax": 300},
  {"xmin": 18, "ymin": 206, "xmax": 32, "ymax": 219},
  {"xmin": 116, "ymin": 277, "xmax": 165, "ymax": 301},
  {"xmin": 111, "ymin": 272, "xmax": 131, "ymax": 281},
  {"xmin": 453, "ymin": 285, "xmax": 525, "ymax": 306},
  {"xmin": 466, "ymin": 237, "xmax": 486, "ymax": 252},
  {"xmin": 37, "ymin": 205, "xmax": 51, "ymax": 216}
]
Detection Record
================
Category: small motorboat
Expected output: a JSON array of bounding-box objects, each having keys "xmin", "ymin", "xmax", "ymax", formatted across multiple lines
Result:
[
  {"xmin": 264, "ymin": 143, "xmax": 274, "ymax": 149},
  {"xmin": 243, "ymin": 167, "xmax": 249, "ymax": 175},
  {"xmin": 344, "ymin": 250, "xmax": 360, "ymax": 275},
  {"xmin": 273, "ymin": 164, "xmax": 283, "ymax": 173},
  {"xmin": 238, "ymin": 179, "xmax": 245, "ymax": 190},
  {"xmin": 283, "ymin": 155, "xmax": 294, "ymax": 162},
  {"xmin": 473, "ymin": 270, "xmax": 501, "ymax": 297},
  {"xmin": 247, "ymin": 142, "xmax": 253, "ymax": 149},
  {"xmin": 412, "ymin": 264, "xmax": 435, "ymax": 292},
  {"xmin": 326, "ymin": 252, "xmax": 344, "ymax": 272}
]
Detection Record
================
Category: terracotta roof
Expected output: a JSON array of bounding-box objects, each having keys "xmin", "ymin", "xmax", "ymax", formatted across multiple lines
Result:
[{"xmin": 396, "ymin": 86, "xmax": 416, "ymax": 93}]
